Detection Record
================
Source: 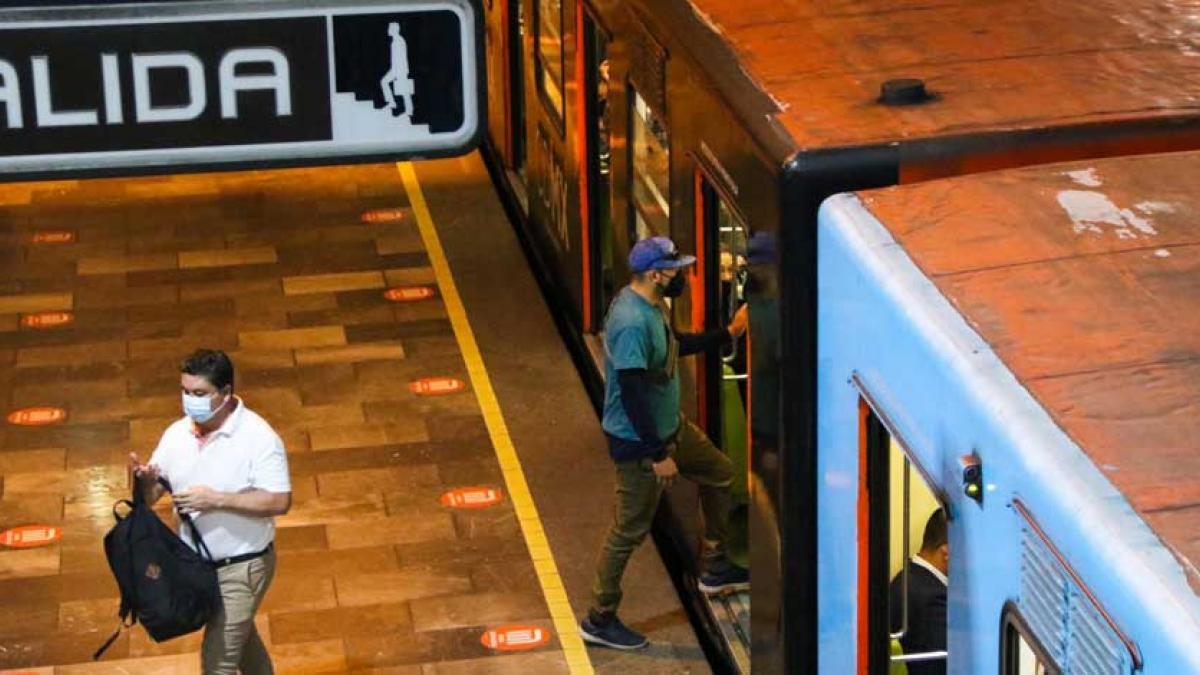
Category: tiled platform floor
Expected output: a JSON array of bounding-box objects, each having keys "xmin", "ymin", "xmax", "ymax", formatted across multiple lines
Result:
[{"xmin": 0, "ymin": 155, "xmax": 707, "ymax": 673}]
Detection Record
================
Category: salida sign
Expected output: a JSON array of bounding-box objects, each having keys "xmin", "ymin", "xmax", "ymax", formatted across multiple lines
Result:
[{"xmin": 0, "ymin": 0, "xmax": 482, "ymax": 176}]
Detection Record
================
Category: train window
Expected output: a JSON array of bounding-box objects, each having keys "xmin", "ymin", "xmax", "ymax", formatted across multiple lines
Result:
[
  {"xmin": 630, "ymin": 88, "xmax": 670, "ymax": 240},
  {"xmin": 584, "ymin": 15, "xmax": 615, "ymax": 315},
  {"xmin": 1001, "ymin": 607, "xmax": 1061, "ymax": 675},
  {"xmin": 534, "ymin": 0, "xmax": 565, "ymax": 127},
  {"xmin": 862, "ymin": 404, "xmax": 948, "ymax": 674}
]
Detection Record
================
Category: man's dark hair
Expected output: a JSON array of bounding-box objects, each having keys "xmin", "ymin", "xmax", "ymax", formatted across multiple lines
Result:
[
  {"xmin": 180, "ymin": 349, "xmax": 235, "ymax": 391},
  {"xmin": 920, "ymin": 508, "xmax": 948, "ymax": 551}
]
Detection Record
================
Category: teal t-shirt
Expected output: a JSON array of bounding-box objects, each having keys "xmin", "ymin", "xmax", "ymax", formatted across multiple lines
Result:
[{"xmin": 602, "ymin": 286, "xmax": 681, "ymax": 444}]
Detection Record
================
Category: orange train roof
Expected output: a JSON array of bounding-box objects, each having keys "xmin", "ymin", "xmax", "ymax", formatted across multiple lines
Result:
[
  {"xmin": 685, "ymin": 0, "xmax": 1200, "ymax": 151},
  {"xmin": 855, "ymin": 149, "xmax": 1200, "ymax": 589}
]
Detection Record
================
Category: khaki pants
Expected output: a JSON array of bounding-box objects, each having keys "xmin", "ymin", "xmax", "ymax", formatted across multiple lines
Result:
[
  {"xmin": 202, "ymin": 548, "xmax": 276, "ymax": 675},
  {"xmin": 590, "ymin": 419, "xmax": 733, "ymax": 615}
]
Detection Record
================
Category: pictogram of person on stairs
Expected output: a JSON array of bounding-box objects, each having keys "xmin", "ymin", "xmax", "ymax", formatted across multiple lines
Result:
[{"xmin": 380, "ymin": 21, "xmax": 415, "ymax": 119}]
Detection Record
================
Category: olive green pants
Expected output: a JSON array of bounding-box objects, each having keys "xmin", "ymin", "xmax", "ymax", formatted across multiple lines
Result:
[{"xmin": 590, "ymin": 419, "xmax": 734, "ymax": 615}]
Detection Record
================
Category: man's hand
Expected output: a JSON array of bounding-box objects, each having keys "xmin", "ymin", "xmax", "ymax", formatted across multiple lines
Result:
[
  {"xmin": 173, "ymin": 485, "xmax": 225, "ymax": 514},
  {"xmin": 727, "ymin": 304, "xmax": 748, "ymax": 339},
  {"xmin": 129, "ymin": 452, "xmax": 161, "ymax": 484},
  {"xmin": 652, "ymin": 456, "xmax": 679, "ymax": 489}
]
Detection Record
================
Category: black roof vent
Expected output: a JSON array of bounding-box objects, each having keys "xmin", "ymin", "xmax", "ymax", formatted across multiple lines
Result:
[{"xmin": 878, "ymin": 78, "xmax": 933, "ymax": 106}]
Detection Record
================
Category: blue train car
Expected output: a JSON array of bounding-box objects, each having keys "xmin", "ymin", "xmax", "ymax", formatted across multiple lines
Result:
[{"xmin": 817, "ymin": 151, "xmax": 1200, "ymax": 673}]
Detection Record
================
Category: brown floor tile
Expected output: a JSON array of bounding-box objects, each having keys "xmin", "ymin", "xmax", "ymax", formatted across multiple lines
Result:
[
  {"xmin": 334, "ymin": 566, "xmax": 471, "ymax": 608},
  {"xmin": 0, "ymin": 630, "xmax": 130, "ymax": 667},
  {"xmin": 392, "ymin": 301, "xmax": 449, "ymax": 324},
  {"xmin": 325, "ymin": 514, "xmax": 456, "ymax": 550},
  {"xmin": 0, "ymin": 448, "xmax": 66, "ymax": 473},
  {"xmin": 383, "ymin": 267, "xmax": 436, "ymax": 287},
  {"xmin": 288, "ymin": 304, "xmax": 396, "ymax": 329},
  {"xmin": 0, "ymin": 546, "xmax": 61, "ymax": 579},
  {"xmin": 0, "ymin": 600, "xmax": 58, "ymax": 638},
  {"xmin": 274, "ymin": 544, "xmax": 398, "ymax": 580},
  {"xmin": 376, "ymin": 230, "xmax": 424, "ymax": 256},
  {"xmin": 14, "ymin": 340, "xmax": 126, "ymax": 368},
  {"xmin": 259, "ymin": 575, "xmax": 338, "ymax": 613},
  {"xmin": 275, "ymin": 524, "xmax": 329, "ymax": 552},
  {"xmin": 296, "ymin": 342, "xmax": 405, "ymax": 366},
  {"xmin": 295, "ymin": 363, "xmax": 358, "ymax": 405},
  {"xmin": 342, "ymin": 626, "xmax": 492, "ymax": 669},
  {"xmin": 179, "ymin": 278, "xmax": 278, "ymax": 302},
  {"xmin": 56, "ymin": 652, "xmax": 198, "ymax": 674},
  {"xmin": 77, "ymin": 253, "xmax": 176, "ymax": 276},
  {"xmin": 231, "ymin": 349, "xmax": 297, "ymax": 371},
  {"xmin": 239, "ymin": 326, "xmax": 346, "ymax": 351},
  {"xmin": 268, "ymin": 601, "xmax": 412, "ymax": 645},
  {"xmin": 0, "ymin": 494, "xmax": 65, "ymax": 524},
  {"xmin": 0, "ymin": 314, "xmax": 18, "ymax": 332},
  {"xmin": 421, "ymin": 653, "xmax": 570, "ymax": 675},
  {"xmin": 74, "ymin": 283, "xmax": 177, "ymax": 309},
  {"xmin": 58, "ymin": 597, "xmax": 121, "ymax": 634},
  {"xmin": 0, "ymin": 292, "xmax": 72, "ymax": 315},
  {"xmin": 308, "ymin": 424, "xmax": 389, "ymax": 451},
  {"xmin": 276, "ymin": 493, "xmax": 387, "ymax": 528},
  {"xmin": 409, "ymin": 591, "xmax": 548, "ymax": 633},
  {"xmin": 283, "ymin": 271, "xmax": 385, "ymax": 296},
  {"xmin": 126, "ymin": 624, "xmax": 203, "ymax": 657},
  {"xmin": 315, "ymin": 465, "xmax": 440, "ymax": 499},
  {"xmin": 269, "ymin": 638, "xmax": 347, "ymax": 674},
  {"xmin": 178, "ymin": 246, "xmax": 278, "ymax": 269}
]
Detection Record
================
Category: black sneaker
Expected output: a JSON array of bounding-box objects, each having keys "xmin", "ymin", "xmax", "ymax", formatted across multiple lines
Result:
[
  {"xmin": 698, "ymin": 565, "xmax": 750, "ymax": 594},
  {"xmin": 579, "ymin": 613, "xmax": 649, "ymax": 650}
]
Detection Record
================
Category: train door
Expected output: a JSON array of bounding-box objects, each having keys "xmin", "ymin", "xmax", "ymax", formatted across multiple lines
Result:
[
  {"xmin": 506, "ymin": 0, "xmax": 529, "ymax": 207},
  {"xmin": 582, "ymin": 10, "xmax": 614, "ymax": 330},
  {"xmin": 695, "ymin": 172, "xmax": 752, "ymax": 671},
  {"xmin": 861, "ymin": 402, "xmax": 948, "ymax": 675}
]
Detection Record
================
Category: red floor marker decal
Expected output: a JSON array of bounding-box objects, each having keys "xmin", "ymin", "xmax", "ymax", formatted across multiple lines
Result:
[
  {"xmin": 361, "ymin": 208, "xmax": 407, "ymax": 223},
  {"xmin": 440, "ymin": 487, "xmax": 503, "ymax": 509},
  {"xmin": 481, "ymin": 626, "xmax": 551, "ymax": 652},
  {"xmin": 6, "ymin": 407, "xmax": 67, "ymax": 425},
  {"xmin": 31, "ymin": 231, "xmax": 74, "ymax": 244},
  {"xmin": 384, "ymin": 286, "xmax": 436, "ymax": 302},
  {"xmin": 0, "ymin": 525, "xmax": 62, "ymax": 548},
  {"xmin": 21, "ymin": 312, "xmax": 74, "ymax": 329},
  {"xmin": 409, "ymin": 377, "xmax": 466, "ymax": 396}
]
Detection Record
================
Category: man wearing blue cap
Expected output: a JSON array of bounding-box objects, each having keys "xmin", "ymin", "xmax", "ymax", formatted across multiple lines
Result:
[{"xmin": 580, "ymin": 236, "xmax": 749, "ymax": 650}]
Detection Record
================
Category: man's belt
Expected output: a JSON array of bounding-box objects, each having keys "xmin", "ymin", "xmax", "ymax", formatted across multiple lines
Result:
[{"xmin": 212, "ymin": 542, "xmax": 273, "ymax": 569}]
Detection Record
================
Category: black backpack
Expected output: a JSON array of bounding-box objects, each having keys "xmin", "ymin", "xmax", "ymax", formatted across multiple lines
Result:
[{"xmin": 94, "ymin": 478, "xmax": 219, "ymax": 659}]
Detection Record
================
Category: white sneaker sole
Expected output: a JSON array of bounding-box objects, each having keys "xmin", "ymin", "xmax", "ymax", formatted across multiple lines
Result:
[{"xmin": 580, "ymin": 629, "xmax": 649, "ymax": 650}]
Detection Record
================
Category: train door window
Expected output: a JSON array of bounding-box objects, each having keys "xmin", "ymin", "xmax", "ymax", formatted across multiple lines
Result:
[
  {"xmin": 534, "ymin": 0, "xmax": 565, "ymax": 126},
  {"xmin": 862, "ymin": 405, "xmax": 948, "ymax": 674},
  {"xmin": 629, "ymin": 88, "xmax": 670, "ymax": 241},
  {"xmin": 508, "ymin": 0, "xmax": 528, "ymax": 182},
  {"xmin": 1001, "ymin": 609, "xmax": 1060, "ymax": 675},
  {"xmin": 584, "ymin": 14, "xmax": 615, "ymax": 319}
]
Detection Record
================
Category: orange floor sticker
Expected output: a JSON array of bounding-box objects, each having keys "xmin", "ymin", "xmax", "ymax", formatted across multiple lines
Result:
[
  {"xmin": 440, "ymin": 487, "xmax": 503, "ymax": 509},
  {"xmin": 6, "ymin": 407, "xmax": 67, "ymax": 425},
  {"xmin": 409, "ymin": 377, "xmax": 466, "ymax": 396},
  {"xmin": 361, "ymin": 207, "xmax": 407, "ymax": 223},
  {"xmin": 384, "ymin": 286, "xmax": 436, "ymax": 302},
  {"xmin": 0, "ymin": 525, "xmax": 63, "ymax": 548},
  {"xmin": 31, "ymin": 231, "xmax": 75, "ymax": 244},
  {"xmin": 21, "ymin": 311, "xmax": 74, "ymax": 329},
  {"xmin": 481, "ymin": 626, "xmax": 551, "ymax": 652}
]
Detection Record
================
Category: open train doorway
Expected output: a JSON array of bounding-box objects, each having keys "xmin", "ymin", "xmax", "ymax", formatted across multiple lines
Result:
[
  {"xmin": 861, "ymin": 403, "xmax": 948, "ymax": 675},
  {"xmin": 695, "ymin": 172, "xmax": 752, "ymax": 672}
]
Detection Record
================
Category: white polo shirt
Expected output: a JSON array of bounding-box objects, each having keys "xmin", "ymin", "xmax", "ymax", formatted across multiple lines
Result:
[{"xmin": 149, "ymin": 398, "xmax": 291, "ymax": 560}]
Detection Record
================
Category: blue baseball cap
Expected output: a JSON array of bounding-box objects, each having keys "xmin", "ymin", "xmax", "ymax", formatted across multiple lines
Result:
[{"xmin": 629, "ymin": 236, "xmax": 697, "ymax": 273}]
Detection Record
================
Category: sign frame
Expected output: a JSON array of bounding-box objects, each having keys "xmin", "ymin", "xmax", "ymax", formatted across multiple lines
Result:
[{"xmin": 0, "ymin": 0, "xmax": 485, "ymax": 179}]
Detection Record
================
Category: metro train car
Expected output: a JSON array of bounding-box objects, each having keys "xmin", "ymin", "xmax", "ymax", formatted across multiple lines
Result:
[
  {"xmin": 817, "ymin": 149, "xmax": 1200, "ymax": 673},
  {"xmin": 482, "ymin": 0, "xmax": 1200, "ymax": 671}
]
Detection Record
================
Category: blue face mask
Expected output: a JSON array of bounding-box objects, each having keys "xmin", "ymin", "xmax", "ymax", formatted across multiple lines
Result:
[{"xmin": 182, "ymin": 391, "xmax": 226, "ymax": 424}]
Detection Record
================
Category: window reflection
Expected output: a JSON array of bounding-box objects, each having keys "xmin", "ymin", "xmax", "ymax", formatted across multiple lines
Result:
[
  {"xmin": 536, "ymin": 0, "xmax": 564, "ymax": 122},
  {"xmin": 630, "ymin": 89, "xmax": 669, "ymax": 240}
]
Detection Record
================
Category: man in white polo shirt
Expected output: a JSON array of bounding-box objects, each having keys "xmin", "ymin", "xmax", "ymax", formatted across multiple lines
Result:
[{"xmin": 130, "ymin": 349, "xmax": 291, "ymax": 675}]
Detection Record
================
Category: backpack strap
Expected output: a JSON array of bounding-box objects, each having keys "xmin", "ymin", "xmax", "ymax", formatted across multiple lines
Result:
[{"xmin": 156, "ymin": 477, "xmax": 216, "ymax": 564}]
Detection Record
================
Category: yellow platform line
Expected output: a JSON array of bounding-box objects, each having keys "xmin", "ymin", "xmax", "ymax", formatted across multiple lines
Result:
[{"xmin": 398, "ymin": 162, "xmax": 594, "ymax": 674}]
